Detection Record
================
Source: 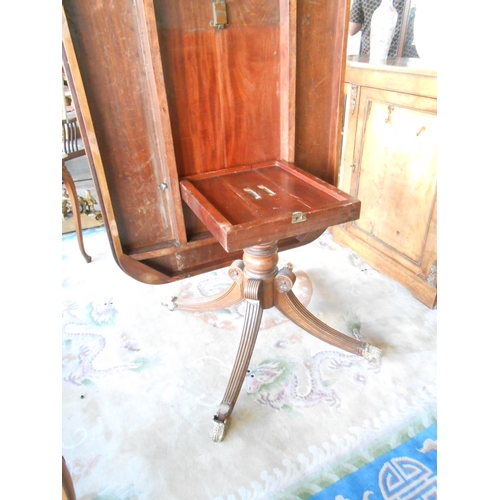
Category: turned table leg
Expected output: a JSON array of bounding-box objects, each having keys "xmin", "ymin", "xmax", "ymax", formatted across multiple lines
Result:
[{"xmin": 62, "ymin": 161, "xmax": 91, "ymax": 263}]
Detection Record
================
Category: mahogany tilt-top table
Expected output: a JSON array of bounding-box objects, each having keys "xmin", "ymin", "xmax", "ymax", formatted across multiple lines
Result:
[
  {"xmin": 168, "ymin": 160, "xmax": 381, "ymax": 440},
  {"xmin": 62, "ymin": 0, "xmax": 383, "ymax": 442}
]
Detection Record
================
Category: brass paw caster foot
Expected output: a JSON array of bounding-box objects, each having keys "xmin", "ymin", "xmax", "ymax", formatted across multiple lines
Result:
[
  {"xmin": 362, "ymin": 343, "xmax": 382, "ymax": 363},
  {"xmin": 211, "ymin": 416, "xmax": 228, "ymax": 442}
]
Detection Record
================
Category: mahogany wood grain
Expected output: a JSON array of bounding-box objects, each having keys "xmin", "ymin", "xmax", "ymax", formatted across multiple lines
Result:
[
  {"xmin": 274, "ymin": 287, "xmax": 366, "ymax": 356},
  {"xmin": 63, "ymin": 0, "xmax": 177, "ymax": 250},
  {"xmin": 63, "ymin": 13, "xmax": 174, "ymax": 284},
  {"xmin": 62, "ymin": 0, "xmax": 351, "ymax": 284},
  {"xmin": 134, "ymin": 0, "xmax": 188, "ymax": 245},
  {"xmin": 128, "ymin": 231, "xmax": 323, "ymax": 281},
  {"xmin": 280, "ymin": 0, "xmax": 297, "ymax": 162},
  {"xmin": 180, "ymin": 161, "xmax": 360, "ymax": 252},
  {"xmin": 155, "ymin": 1, "xmax": 281, "ymax": 178},
  {"xmin": 294, "ymin": 0, "xmax": 349, "ymax": 184}
]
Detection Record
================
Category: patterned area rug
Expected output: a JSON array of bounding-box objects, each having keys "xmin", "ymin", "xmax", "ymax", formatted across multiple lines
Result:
[
  {"xmin": 309, "ymin": 423, "xmax": 437, "ymax": 499},
  {"xmin": 62, "ymin": 228, "xmax": 437, "ymax": 499}
]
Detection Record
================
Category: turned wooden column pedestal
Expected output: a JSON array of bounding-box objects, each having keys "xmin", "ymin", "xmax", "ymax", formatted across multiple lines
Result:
[{"xmin": 168, "ymin": 241, "xmax": 381, "ymax": 442}]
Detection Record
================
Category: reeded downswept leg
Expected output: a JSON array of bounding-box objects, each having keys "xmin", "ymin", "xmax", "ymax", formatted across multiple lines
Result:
[
  {"xmin": 166, "ymin": 245, "xmax": 381, "ymax": 442},
  {"xmin": 273, "ymin": 266, "xmax": 382, "ymax": 362},
  {"xmin": 165, "ymin": 260, "xmax": 245, "ymax": 312},
  {"xmin": 211, "ymin": 279, "xmax": 263, "ymax": 442}
]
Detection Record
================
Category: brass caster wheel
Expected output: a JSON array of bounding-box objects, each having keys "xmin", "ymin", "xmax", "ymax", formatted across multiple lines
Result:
[{"xmin": 211, "ymin": 416, "xmax": 228, "ymax": 442}]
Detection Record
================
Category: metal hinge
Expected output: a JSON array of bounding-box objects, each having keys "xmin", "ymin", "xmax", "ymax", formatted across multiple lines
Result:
[
  {"xmin": 351, "ymin": 84, "xmax": 359, "ymax": 114},
  {"xmin": 210, "ymin": 0, "xmax": 228, "ymax": 29}
]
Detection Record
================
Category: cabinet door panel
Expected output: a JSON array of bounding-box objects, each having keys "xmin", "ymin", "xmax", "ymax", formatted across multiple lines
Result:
[
  {"xmin": 331, "ymin": 67, "xmax": 437, "ymax": 307},
  {"xmin": 349, "ymin": 88, "xmax": 436, "ymax": 272}
]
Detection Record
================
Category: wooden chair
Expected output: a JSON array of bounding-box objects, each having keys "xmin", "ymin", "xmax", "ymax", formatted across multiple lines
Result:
[
  {"xmin": 62, "ymin": 117, "xmax": 91, "ymax": 263},
  {"xmin": 62, "ymin": 117, "xmax": 83, "ymax": 157},
  {"xmin": 62, "ymin": 0, "xmax": 382, "ymax": 441}
]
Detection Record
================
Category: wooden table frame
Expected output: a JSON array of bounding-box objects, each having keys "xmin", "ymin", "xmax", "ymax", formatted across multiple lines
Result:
[
  {"xmin": 62, "ymin": 0, "xmax": 351, "ymax": 283},
  {"xmin": 61, "ymin": 0, "xmax": 382, "ymax": 441}
]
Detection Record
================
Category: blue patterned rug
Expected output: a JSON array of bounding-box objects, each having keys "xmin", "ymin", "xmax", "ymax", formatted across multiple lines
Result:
[
  {"xmin": 62, "ymin": 227, "xmax": 437, "ymax": 499},
  {"xmin": 310, "ymin": 423, "xmax": 437, "ymax": 499}
]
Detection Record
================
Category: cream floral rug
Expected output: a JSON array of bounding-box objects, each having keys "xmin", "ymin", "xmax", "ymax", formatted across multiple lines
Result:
[{"xmin": 62, "ymin": 228, "xmax": 437, "ymax": 499}]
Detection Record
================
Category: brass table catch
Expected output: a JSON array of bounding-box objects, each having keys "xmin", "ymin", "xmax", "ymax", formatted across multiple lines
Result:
[
  {"xmin": 291, "ymin": 212, "xmax": 307, "ymax": 223},
  {"xmin": 210, "ymin": 0, "xmax": 228, "ymax": 29}
]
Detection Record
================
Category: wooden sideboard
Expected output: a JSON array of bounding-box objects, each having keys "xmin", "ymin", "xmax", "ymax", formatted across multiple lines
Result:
[{"xmin": 331, "ymin": 56, "xmax": 437, "ymax": 308}]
